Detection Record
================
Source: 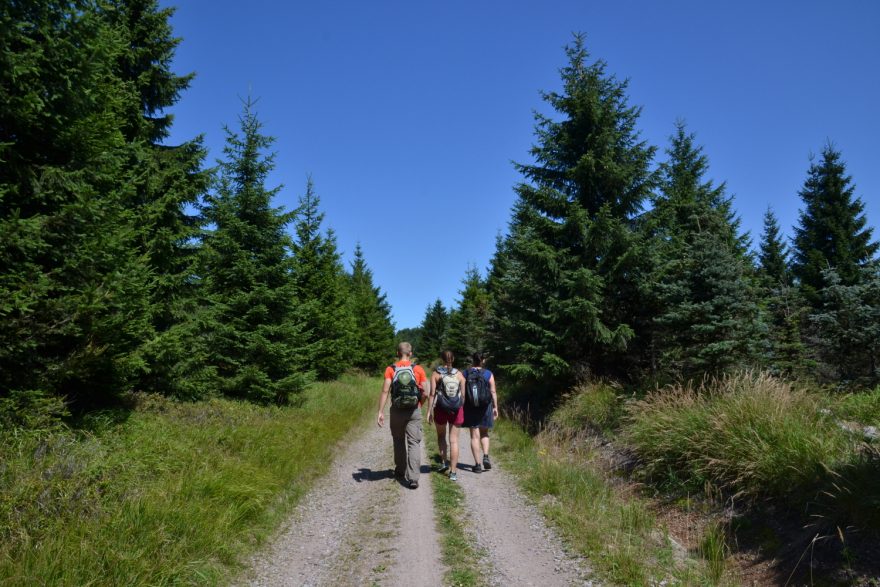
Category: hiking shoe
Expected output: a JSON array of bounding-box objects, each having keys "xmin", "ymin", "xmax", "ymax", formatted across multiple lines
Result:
[
  {"xmin": 409, "ymin": 480, "xmax": 419, "ymax": 489},
  {"xmin": 483, "ymin": 455, "xmax": 492, "ymax": 470},
  {"xmin": 472, "ymin": 463, "xmax": 483, "ymax": 474},
  {"xmin": 438, "ymin": 460, "xmax": 450, "ymax": 473},
  {"xmin": 449, "ymin": 472, "xmax": 458, "ymax": 482}
]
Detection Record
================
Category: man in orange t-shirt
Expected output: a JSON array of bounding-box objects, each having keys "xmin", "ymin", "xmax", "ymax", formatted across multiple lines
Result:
[{"xmin": 377, "ymin": 341, "xmax": 428, "ymax": 488}]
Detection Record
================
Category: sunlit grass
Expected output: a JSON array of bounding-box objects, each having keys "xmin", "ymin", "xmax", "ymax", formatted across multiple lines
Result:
[{"xmin": 0, "ymin": 374, "xmax": 377, "ymax": 586}]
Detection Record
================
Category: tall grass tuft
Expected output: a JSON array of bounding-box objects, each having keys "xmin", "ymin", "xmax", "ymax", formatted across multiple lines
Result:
[
  {"xmin": 625, "ymin": 371, "xmax": 852, "ymax": 500},
  {"xmin": 0, "ymin": 374, "xmax": 377, "ymax": 586},
  {"xmin": 549, "ymin": 380, "xmax": 623, "ymax": 434},
  {"xmin": 698, "ymin": 520, "xmax": 728, "ymax": 585}
]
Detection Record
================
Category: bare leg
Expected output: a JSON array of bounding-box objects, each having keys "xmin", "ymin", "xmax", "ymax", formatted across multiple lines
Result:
[
  {"xmin": 470, "ymin": 427, "xmax": 481, "ymax": 465},
  {"xmin": 434, "ymin": 422, "xmax": 448, "ymax": 464},
  {"xmin": 449, "ymin": 424, "xmax": 460, "ymax": 471},
  {"xmin": 480, "ymin": 427, "xmax": 490, "ymax": 457}
]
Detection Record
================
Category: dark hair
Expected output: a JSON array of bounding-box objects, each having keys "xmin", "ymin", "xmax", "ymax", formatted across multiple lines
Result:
[
  {"xmin": 440, "ymin": 350, "xmax": 454, "ymax": 367},
  {"xmin": 471, "ymin": 352, "xmax": 483, "ymax": 367}
]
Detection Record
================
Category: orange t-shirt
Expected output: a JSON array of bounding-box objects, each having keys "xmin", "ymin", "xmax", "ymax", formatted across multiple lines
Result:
[{"xmin": 385, "ymin": 361, "xmax": 428, "ymax": 406}]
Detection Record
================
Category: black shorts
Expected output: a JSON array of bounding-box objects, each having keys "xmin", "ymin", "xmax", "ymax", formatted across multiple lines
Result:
[{"xmin": 462, "ymin": 402, "xmax": 493, "ymax": 429}]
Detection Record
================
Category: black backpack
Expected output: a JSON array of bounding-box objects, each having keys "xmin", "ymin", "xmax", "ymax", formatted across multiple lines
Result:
[
  {"xmin": 434, "ymin": 367, "xmax": 463, "ymax": 413},
  {"xmin": 390, "ymin": 364, "xmax": 420, "ymax": 408},
  {"xmin": 465, "ymin": 368, "xmax": 491, "ymax": 409}
]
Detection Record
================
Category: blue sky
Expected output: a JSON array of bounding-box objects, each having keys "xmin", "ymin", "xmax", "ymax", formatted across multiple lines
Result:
[{"xmin": 163, "ymin": 0, "xmax": 880, "ymax": 329}]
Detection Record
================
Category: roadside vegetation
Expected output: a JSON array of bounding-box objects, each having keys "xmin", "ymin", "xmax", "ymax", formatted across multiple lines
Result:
[
  {"xmin": 496, "ymin": 373, "xmax": 880, "ymax": 585},
  {"xmin": 423, "ymin": 431, "xmax": 489, "ymax": 587},
  {"xmin": 0, "ymin": 375, "xmax": 376, "ymax": 586}
]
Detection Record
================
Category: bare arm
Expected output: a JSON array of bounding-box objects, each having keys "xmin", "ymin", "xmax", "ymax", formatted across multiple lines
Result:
[
  {"xmin": 489, "ymin": 373, "xmax": 499, "ymax": 419},
  {"xmin": 377, "ymin": 377, "xmax": 391, "ymax": 427},
  {"xmin": 427, "ymin": 372, "xmax": 439, "ymax": 423}
]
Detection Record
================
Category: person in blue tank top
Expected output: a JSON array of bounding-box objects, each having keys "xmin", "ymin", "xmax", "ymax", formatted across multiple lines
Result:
[{"xmin": 461, "ymin": 352, "xmax": 498, "ymax": 473}]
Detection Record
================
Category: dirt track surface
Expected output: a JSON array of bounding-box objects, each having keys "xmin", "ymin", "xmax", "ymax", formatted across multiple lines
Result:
[
  {"xmin": 450, "ymin": 427, "xmax": 596, "ymax": 586},
  {"xmin": 239, "ymin": 414, "xmax": 596, "ymax": 586},
  {"xmin": 240, "ymin": 417, "xmax": 442, "ymax": 587}
]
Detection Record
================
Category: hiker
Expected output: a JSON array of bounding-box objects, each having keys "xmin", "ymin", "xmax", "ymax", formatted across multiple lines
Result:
[
  {"xmin": 427, "ymin": 350, "xmax": 466, "ymax": 482},
  {"xmin": 377, "ymin": 341, "xmax": 428, "ymax": 489},
  {"xmin": 462, "ymin": 352, "xmax": 498, "ymax": 473}
]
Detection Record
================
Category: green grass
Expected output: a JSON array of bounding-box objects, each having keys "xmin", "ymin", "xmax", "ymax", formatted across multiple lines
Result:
[
  {"xmin": 829, "ymin": 386, "xmax": 880, "ymax": 425},
  {"xmin": 548, "ymin": 380, "xmax": 624, "ymax": 435},
  {"xmin": 423, "ymin": 428, "xmax": 488, "ymax": 587},
  {"xmin": 491, "ymin": 417, "xmax": 715, "ymax": 586},
  {"xmin": 0, "ymin": 374, "xmax": 377, "ymax": 586},
  {"xmin": 624, "ymin": 371, "xmax": 852, "ymax": 500}
]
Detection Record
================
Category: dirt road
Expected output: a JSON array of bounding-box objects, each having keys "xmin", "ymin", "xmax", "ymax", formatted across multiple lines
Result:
[{"xmin": 239, "ymin": 414, "xmax": 596, "ymax": 586}]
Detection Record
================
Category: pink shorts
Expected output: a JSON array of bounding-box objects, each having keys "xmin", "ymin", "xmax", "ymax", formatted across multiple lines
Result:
[{"xmin": 433, "ymin": 405, "xmax": 464, "ymax": 426}]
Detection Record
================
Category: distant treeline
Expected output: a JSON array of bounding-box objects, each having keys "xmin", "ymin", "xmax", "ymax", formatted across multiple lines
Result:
[
  {"xmin": 0, "ymin": 1, "xmax": 394, "ymax": 428},
  {"xmin": 414, "ymin": 35, "xmax": 878, "ymax": 398}
]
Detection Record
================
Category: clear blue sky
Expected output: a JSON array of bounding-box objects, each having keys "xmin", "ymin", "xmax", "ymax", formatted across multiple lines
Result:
[{"xmin": 163, "ymin": 0, "xmax": 880, "ymax": 329}]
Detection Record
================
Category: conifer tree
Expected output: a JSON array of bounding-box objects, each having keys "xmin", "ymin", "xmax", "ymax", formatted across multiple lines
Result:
[
  {"xmin": 645, "ymin": 123, "xmax": 760, "ymax": 377},
  {"xmin": 0, "ymin": 0, "xmax": 152, "ymax": 419},
  {"xmin": 348, "ymin": 243, "xmax": 395, "ymax": 372},
  {"xmin": 420, "ymin": 299, "xmax": 449, "ymax": 363},
  {"xmin": 792, "ymin": 145, "xmax": 877, "ymax": 305},
  {"xmin": 290, "ymin": 178, "xmax": 355, "ymax": 380},
  {"xmin": 99, "ymin": 0, "xmax": 210, "ymax": 396},
  {"xmin": 446, "ymin": 267, "xmax": 492, "ymax": 364},
  {"xmin": 198, "ymin": 99, "xmax": 311, "ymax": 403},
  {"xmin": 811, "ymin": 266, "xmax": 880, "ymax": 383},
  {"xmin": 758, "ymin": 208, "xmax": 790, "ymax": 286},
  {"xmin": 489, "ymin": 34, "xmax": 655, "ymax": 386}
]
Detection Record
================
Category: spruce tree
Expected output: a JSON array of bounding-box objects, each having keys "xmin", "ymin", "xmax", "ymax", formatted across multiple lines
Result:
[
  {"xmin": 645, "ymin": 123, "xmax": 760, "ymax": 377},
  {"xmin": 420, "ymin": 299, "xmax": 449, "ymax": 363},
  {"xmin": 347, "ymin": 243, "xmax": 395, "ymax": 373},
  {"xmin": 290, "ymin": 178, "xmax": 355, "ymax": 380},
  {"xmin": 792, "ymin": 145, "xmax": 877, "ymax": 305},
  {"xmin": 811, "ymin": 266, "xmax": 880, "ymax": 383},
  {"xmin": 446, "ymin": 267, "xmax": 492, "ymax": 364},
  {"xmin": 489, "ymin": 34, "xmax": 655, "ymax": 386},
  {"xmin": 99, "ymin": 0, "xmax": 210, "ymax": 396},
  {"xmin": 0, "ymin": 0, "xmax": 152, "ymax": 419},
  {"xmin": 758, "ymin": 208, "xmax": 790, "ymax": 286},
  {"xmin": 198, "ymin": 99, "xmax": 311, "ymax": 403}
]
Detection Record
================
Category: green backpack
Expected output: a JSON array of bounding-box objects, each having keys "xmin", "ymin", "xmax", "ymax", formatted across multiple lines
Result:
[{"xmin": 390, "ymin": 364, "xmax": 420, "ymax": 408}]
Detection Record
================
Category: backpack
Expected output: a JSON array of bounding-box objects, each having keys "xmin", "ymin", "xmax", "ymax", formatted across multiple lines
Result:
[
  {"xmin": 465, "ymin": 368, "xmax": 491, "ymax": 409},
  {"xmin": 390, "ymin": 363, "xmax": 420, "ymax": 408},
  {"xmin": 434, "ymin": 367, "xmax": 462, "ymax": 413}
]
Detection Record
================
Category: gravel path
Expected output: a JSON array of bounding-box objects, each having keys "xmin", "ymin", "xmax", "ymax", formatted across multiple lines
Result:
[
  {"xmin": 239, "ymin": 415, "xmax": 597, "ymax": 586},
  {"xmin": 239, "ymin": 414, "xmax": 442, "ymax": 587},
  {"xmin": 452, "ymin": 427, "xmax": 597, "ymax": 586}
]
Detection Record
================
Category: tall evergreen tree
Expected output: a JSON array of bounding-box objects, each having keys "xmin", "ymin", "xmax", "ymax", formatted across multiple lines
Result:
[
  {"xmin": 420, "ymin": 299, "xmax": 449, "ymax": 363},
  {"xmin": 644, "ymin": 123, "xmax": 760, "ymax": 377},
  {"xmin": 197, "ymin": 99, "xmax": 311, "ymax": 403},
  {"xmin": 347, "ymin": 243, "xmax": 395, "ymax": 373},
  {"xmin": 99, "ymin": 0, "xmax": 210, "ymax": 396},
  {"xmin": 489, "ymin": 34, "xmax": 655, "ymax": 387},
  {"xmin": 290, "ymin": 178, "xmax": 355, "ymax": 380},
  {"xmin": 792, "ymin": 145, "xmax": 877, "ymax": 305},
  {"xmin": 446, "ymin": 267, "xmax": 492, "ymax": 364},
  {"xmin": 757, "ymin": 207, "xmax": 790, "ymax": 286},
  {"xmin": 0, "ymin": 0, "xmax": 152, "ymax": 420}
]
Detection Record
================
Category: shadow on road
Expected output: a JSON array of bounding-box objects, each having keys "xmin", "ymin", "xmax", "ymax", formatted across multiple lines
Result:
[{"xmin": 352, "ymin": 467, "xmax": 395, "ymax": 482}]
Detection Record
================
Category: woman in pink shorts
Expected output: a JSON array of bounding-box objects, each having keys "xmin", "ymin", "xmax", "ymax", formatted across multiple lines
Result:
[{"xmin": 427, "ymin": 350, "xmax": 466, "ymax": 481}]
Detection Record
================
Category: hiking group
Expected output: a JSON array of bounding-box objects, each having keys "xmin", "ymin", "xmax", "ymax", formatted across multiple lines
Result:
[{"xmin": 376, "ymin": 342, "xmax": 498, "ymax": 488}]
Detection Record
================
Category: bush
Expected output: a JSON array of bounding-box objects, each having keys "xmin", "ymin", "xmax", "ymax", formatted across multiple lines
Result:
[{"xmin": 624, "ymin": 371, "xmax": 852, "ymax": 499}]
